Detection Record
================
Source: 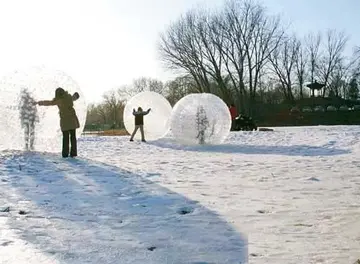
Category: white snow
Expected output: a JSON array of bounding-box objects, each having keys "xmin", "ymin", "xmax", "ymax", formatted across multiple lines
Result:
[{"xmin": 1, "ymin": 125, "xmax": 360, "ymax": 264}]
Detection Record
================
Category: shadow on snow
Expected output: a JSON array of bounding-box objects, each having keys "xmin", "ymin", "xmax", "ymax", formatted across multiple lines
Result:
[
  {"xmin": 147, "ymin": 138, "xmax": 350, "ymax": 156},
  {"xmin": 1, "ymin": 151, "xmax": 248, "ymax": 264}
]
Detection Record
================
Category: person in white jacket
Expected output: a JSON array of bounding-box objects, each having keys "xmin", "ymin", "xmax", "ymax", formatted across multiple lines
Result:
[{"xmin": 19, "ymin": 88, "xmax": 39, "ymax": 150}]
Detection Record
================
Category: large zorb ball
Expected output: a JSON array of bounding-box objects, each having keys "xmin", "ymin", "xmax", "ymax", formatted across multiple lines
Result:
[
  {"xmin": 0, "ymin": 66, "xmax": 87, "ymax": 152},
  {"xmin": 170, "ymin": 93, "xmax": 231, "ymax": 145},
  {"xmin": 123, "ymin": 91, "xmax": 172, "ymax": 141}
]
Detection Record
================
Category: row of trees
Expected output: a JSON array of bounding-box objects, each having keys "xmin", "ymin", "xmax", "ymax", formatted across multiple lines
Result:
[
  {"xmin": 158, "ymin": 0, "xmax": 360, "ymax": 113},
  {"xmin": 86, "ymin": 0, "xmax": 360, "ymax": 128},
  {"xmin": 86, "ymin": 76, "xmax": 198, "ymax": 128}
]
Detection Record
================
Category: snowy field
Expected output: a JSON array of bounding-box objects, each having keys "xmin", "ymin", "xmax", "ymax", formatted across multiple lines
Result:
[{"xmin": 1, "ymin": 125, "xmax": 360, "ymax": 264}]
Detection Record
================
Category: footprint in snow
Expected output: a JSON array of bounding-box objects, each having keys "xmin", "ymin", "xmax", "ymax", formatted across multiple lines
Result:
[
  {"xmin": 177, "ymin": 206, "xmax": 194, "ymax": 215},
  {"xmin": 0, "ymin": 241, "xmax": 13, "ymax": 246},
  {"xmin": 307, "ymin": 177, "xmax": 320, "ymax": 182}
]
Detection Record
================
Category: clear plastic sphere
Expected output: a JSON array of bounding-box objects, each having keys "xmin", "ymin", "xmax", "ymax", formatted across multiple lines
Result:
[
  {"xmin": 0, "ymin": 65, "xmax": 87, "ymax": 152},
  {"xmin": 170, "ymin": 93, "xmax": 231, "ymax": 145},
  {"xmin": 123, "ymin": 91, "xmax": 172, "ymax": 141}
]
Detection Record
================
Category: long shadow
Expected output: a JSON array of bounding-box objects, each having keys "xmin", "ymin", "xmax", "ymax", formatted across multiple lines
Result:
[
  {"xmin": 1, "ymin": 151, "xmax": 248, "ymax": 264},
  {"xmin": 147, "ymin": 138, "xmax": 350, "ymax": 156}
]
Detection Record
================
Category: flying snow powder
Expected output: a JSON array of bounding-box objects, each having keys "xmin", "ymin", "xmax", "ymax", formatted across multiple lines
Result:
[
  {"xmin": 123, "ymin": 91, "xmax": 172, "ymax": 141},
  {"xmin": 0, "ymin": 66, "xmax": 87, "ymax": 152},
  {"xmin": 170, "ymin": 93, "xmax": 231, "ymax": 145}
]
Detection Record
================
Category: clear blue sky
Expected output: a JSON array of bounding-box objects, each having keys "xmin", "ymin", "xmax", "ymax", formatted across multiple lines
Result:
[{"xmin": 0, "ymin": 0, "xmax": 358, "ymax": 103}]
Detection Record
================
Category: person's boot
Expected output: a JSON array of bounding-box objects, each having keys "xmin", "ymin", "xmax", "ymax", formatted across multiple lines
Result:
[
  {"xmin": 62, "ymin": 145, "xmax": 69, "ymax": 158},
  {"xmin": 69, "ymin": 130, "xmax": 77, "ymax": 157},
  {"xmin": 70, "ymin": 144, "xmax": 77, "ymax": 157},
  {"xmin": 62, "ymin": 131, "xmax": 70, "ymax": 157}
]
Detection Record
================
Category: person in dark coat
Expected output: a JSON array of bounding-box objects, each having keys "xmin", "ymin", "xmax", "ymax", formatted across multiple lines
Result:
[
  {"xmin": 37, "ymin": 87, "xmax": 80, "ymax": 158},
  {"xmin": 129, "ymin": 107, "xmax": 151, "ymax": 142}
]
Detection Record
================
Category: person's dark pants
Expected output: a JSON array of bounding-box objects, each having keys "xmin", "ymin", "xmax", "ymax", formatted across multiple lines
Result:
[
  {"xmin": 62, "ymin": 129, "xmax": 77, "ymax": 158},
  {"xmin": 230, "ymin": 119, "xmax": 236, "ymax": 131}
]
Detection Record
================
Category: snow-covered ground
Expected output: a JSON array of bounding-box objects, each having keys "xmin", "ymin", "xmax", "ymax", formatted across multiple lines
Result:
[{"xmin": 1, "ymin": 125, "xmax": 360, "ymax": 264}]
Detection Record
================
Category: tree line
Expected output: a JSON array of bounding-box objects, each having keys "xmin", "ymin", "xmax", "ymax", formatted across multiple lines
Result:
[
  {"xmin": 85, "ymin": 76, "xmax": 198, "ymax": 129},
  {"xmin": 86, "ymin": 0, "xmax": 360, "ymax": 129}
]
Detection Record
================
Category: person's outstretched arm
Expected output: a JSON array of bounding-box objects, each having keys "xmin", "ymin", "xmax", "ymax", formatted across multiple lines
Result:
[
  {"xmin": 37, "ymin": 99, "xmax": 57, "ymax": 106},
  {"xmin": 133, "ymin": 108, "xmax": 151, "ymax": 116}
]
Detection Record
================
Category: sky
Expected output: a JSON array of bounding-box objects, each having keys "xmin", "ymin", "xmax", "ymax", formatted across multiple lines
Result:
[{"xmin": 0, "ymin": 0, "xmax": 358, "ymax": 104}]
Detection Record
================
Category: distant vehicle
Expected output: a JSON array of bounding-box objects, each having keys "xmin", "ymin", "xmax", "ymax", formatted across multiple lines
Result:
[{"xmin": 232, "ymin": 114, "xmax": 257, "ymax": 131}]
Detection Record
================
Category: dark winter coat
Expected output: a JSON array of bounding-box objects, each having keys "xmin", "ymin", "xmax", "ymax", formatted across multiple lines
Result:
[
  {"xmin": 133, "ymin": 109, "xmax": 150, "ymax": 126},
  {"xmin": 38, "ymin": 91, "xmax": 80, "ymax": 131}
]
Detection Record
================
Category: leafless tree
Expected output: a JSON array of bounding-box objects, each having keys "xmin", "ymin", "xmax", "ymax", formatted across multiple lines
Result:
[
  {"xmin": 85, "ymin": 1, "xmax": 360, "ymax": 128},
  {"xmin": 117, "ymin": 77, "xmax": 167, "ymax": 99},
  {"xmin": 86, "ymin": 103, "xmax": 110, "ymax": 127},
  {"xmin": 196, "ymin": 11, "xmax": 234, "ymax": 102},
  {"xmin": 318, "ymin": 29, "xmax": 348, "ymax": 96},
  {"xmin": 330, "ymin": 47, "xmax": 360, "ymax": 98},
  {"xmin": 327, "ymin": 65, "xmax": 346, "ymax": 97},
  {"xmin": 350, "ymin": 46, "xmax": 360, "ymax": 78},
  {"xmin": 305, "ymin": 31, "xmax": 322, "ymax": 96},
  {"xmin": 102, "ymin": 90, "xmax": 125, "ymax": 127},
  {"xmin": 85, "ymin": 104, "xmax": 100, "ymax": 125},
  {"xmin": 158, "ymin": 10, "xmax": 212, "ymax": 92},
  {"xmin": 165, "ymin": 75, "xmax": 197, "ymax": 105},
  {"xmin": 158, "ymin": 0, "xmax": 284, "ymax": 114},
  {"xmin": 223, "ymin": 0, "xmax": 284, "ymax": 113},
  {"xmin": 294, "ymin": 38, "xmax": 307, "ymax": 99},
  {"xmin": 132, "ymin": 77, "xmax": 166, "ymax": 94},
  {"xmin": 269, "ymin": 35, "xmax": 299, "ymax": 102},
  {"xmin": 217, "ymin": 2, "xmax": 251, "ymax": 111}
]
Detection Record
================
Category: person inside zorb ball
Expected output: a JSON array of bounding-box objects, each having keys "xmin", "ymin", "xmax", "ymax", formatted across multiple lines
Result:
[
  {"xmin": 18, "ymin": 87, "xmax": 39, "ymax": 151},
  {"xmin": 123, "ymin": 91, "xmax": 172, "ymax": 141},
  {"xmin": 129, "ymin": 106, "xmax": 151, "ymax": 142},
  {"xmin": 170, "ymin": 93, "xmax": 232, "ymax": 145},
  {"xmin": 0, "ymin": 66, "xmax": 87, "ymax": 154}
]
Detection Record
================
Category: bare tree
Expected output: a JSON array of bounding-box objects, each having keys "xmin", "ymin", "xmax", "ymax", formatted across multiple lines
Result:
[
  {"xmin": 305, "ymin": 32, "xmax": 322, "ymax": 96},
  {"xmin": 215, "ymin": 0, "xmax": 285, "ymax": 113},
  {"xmin": 97, "ymin": 104, "xmax": 109, "ymax": 125},
  {"xmin": 318, "ymin": 29, "xmax": 348, "ymax": 96},
  {"xmin": 85, "ymin": 104, "xmax": 100, "ymax": 126},
  {"xmin": 158, "ymin": 11, "xmax": 212, "ymax": 92},
  {"xmin": 153, "ymin": 0, "xmax": 360, "ymax": 121},
  {"xmin": 218, "ymin": 1, "xmax": 250, "ymax": 111},
  {"xmin": 117, "ymin": 84, "xmax": 133, "ymax": 99},
  {"xmin": 294, "ymin": 38, "xmax": 307, "ymax": 99},
  {"xmin": 269, "ymin": 35, "xmax": 299, "ymax": 102},
  {"xmin": 194, "ymin": 10, "xmax": 236, "ymax": 102},
  {"xmin": 238, "ymin": 0, "xmax": 284, "ymax": 113},
  {"xmin": 165, "ymin": 75, "xmax": 197, "ymax": 105},
  {"xmin": 350, "ymin": 46, "xmax": 360, "ymax": 78},
  {"xmin": 132, "ymin": 77, "xmax": 166, "ymax": 94},
  {"xmin": 117, "ymin": 77, "xmax": 166, "ymax": 99},
  {"xmin": 327, "ymin": 65, "xmax": 346, "ymax": 98},
  {"xmin": 102, "ymin": 90, "xmax": 125, "ymax": 128},
  {"xmin": 159, "ymin": 0, "xmax": 284, "ymax": 114}
]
